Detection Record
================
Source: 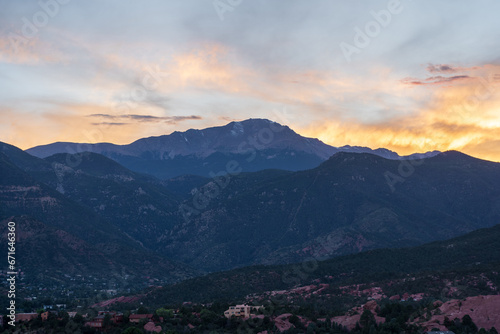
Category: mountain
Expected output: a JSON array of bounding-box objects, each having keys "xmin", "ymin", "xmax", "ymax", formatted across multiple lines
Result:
[
  {"xmin": 160, "ymin": 151, "xmax": 500, "ymax": 271},
  {"xmin": 25, "ymin": 119, "xmax": 440, "ymax": 179},
  {"xmin": 2, "ymin": 141, "xmax": 179, "ymax": 236},
  {"xmin": 0, "ymin": 149, "xmax": 115, "ymax": 242},
  {"xmin": 41, "ymin": 152, "xmax": 184, "ymax": 249},
  {"xmin": 7, "ymin": 137, "xmax": 500, "ymax": 276},
  {"xmin": 0, "ymin": 216, "xmax": 194, "ymax": 288},
  {"xmin": 144, "ymin": 221, "xmax": 500, "ymax": 305},
  {"xmin": 0, "ymin": 142, "xmax": 198, "ymax": 290},
  {"xmin": 1, "ymin": 140, "xmax": 188, "ymax": 251},
  {"xmin": 160, "ymin": 174, "xmax": 211, "ymax": 197}
]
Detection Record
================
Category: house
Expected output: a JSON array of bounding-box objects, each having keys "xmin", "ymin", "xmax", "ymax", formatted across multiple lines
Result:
[
  {"xmin": 129, "ymin": 314, "xmax": 154, "ymax": 323},
  {"xmin": 224, "ymin": 305, "xmax": 263, "ymax": 318},
  {"xmin": 129, "ymin": 313, "xmax": 163, "ymax": 323},
  {"xmin": 15, "ymin": 313, "xmax": 38, "ymax": 322},
  {"xmin": 85, "ymin": 311, "xmax": 123, "ymax": 328},
  {"xmin": 85, "ymin": 315, "xmax": 105, "ymax": 328},
  {"xmin": 98, "ymin": 311, "xmax": 123, "ymax": 323}
]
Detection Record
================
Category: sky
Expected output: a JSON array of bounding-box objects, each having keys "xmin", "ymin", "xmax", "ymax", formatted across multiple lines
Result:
[{"xmin": 1, "ymin": 0, "xmax": 500, "ymax": 161}]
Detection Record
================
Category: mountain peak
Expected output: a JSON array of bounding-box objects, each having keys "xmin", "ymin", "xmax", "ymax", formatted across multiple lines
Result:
[{"xmin": 24, "ymin": 119, "xmax": 442, "ymax": 179}]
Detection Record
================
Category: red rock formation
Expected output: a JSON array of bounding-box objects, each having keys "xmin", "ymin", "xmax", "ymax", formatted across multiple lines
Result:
[
  {"xmin": 144, "ymin": 321, "xmax": 162, "ymax": 333},
  {"xmin": 91, "ymin": 295, "xmax": 142, "ymax": 308},
  {"xmin": 416, "ymin": 295, "xmax": 500, "ymax": 331},
  {"xmin": 274, "ymin": 313, "xmax": 294, "ymax": 332},
  {"xmin": 332, "ymin": 301, "xmax": 385, "ymax": 330}
]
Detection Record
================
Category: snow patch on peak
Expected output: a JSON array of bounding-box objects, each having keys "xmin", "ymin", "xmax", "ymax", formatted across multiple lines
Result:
[{"xmin": 230, "ymin": 122, "xmax": 244, "ymax": 136}]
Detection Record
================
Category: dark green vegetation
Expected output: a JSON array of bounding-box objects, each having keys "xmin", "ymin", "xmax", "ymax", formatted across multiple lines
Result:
[
  {"xmin": 42, "ymin": 152, "xmax": 182, "ymax": 248},
  {"xmin": 0, "ymin": 301, "xmax": 498, "ymax": 333},
  {"xmin": 164, "ymin": 150, "xmax": 500, "ymax": 271},
  {"xmin": 143, "ymin": 221, "xmax": 500, "ymax": 305},
  {"xmin": 2, "ymin": 138, "xmax": 500, "ymax": 290},
  {"xmin": 0, "ymin": 142, "xmax": 198, "ymax": 300}
]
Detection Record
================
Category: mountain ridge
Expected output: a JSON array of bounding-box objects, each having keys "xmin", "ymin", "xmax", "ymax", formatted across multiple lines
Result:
[
  {"xmin": 144, "ymin": 220, "xmax": 500, "ymax": 305},
  {"xmin": 161, "ymin": 150, "xmax": 500, "ymax": 271},
  {"xmin": 0, "ymin": 143, "xmax": 200, "ymax": 290},
  {"xmin": 4, "ymin": 138, "xmax": 500, "ymax": 275},
  {"xmin": 24, "ymin": 119, "xmax": 441, "ymax": 179}
]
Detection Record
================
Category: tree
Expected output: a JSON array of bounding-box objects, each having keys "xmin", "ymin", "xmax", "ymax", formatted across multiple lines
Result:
[
  {"xmin": 74, "ymin": 313, "xmax": 84, "ymax": 324},
  {"xmin": 289, "ymin": 314, "xmax": 304, "ymax": 329},
  {"xmin": 122, "ymin": 327, "xmax": 142, "ymax": 334},
  {"xmin": 306, "ymin": 323, "xmax": 317, "ymax": 334},
  {"xmin": 462, "ymin": 314, "xmax": 478, "ymax": 333},
  {"xmin": 200, "ymin": 308, "xmax": 219, "ymax": 323},
  {"xmin": 103, "ymin": 313, "xmax": 112, "ymax": 328},
  {"xmin": 136, "ymin": 306, "xmax": 149, "ymax": 314},
  {"xmin": 156, "ymin": 307, "xmax": 174, "ymax": 319},
  {"xmin": 360, "ymin": 310, "xmax": 376, "ymax": 330}
]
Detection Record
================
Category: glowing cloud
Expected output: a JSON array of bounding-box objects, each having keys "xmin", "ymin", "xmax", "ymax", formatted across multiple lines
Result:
[{"xmin": 300, "ymin": 64, "xmax": 500, "ymax": 162}]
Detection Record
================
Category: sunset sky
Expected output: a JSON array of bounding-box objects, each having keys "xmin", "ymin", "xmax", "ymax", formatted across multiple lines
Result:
[{"xmin": 1, "ymin": 1, "xmax": 500, "ymax": 161}]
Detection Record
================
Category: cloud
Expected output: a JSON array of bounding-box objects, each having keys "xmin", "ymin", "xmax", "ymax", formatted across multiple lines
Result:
[
  {"xmin": 218, "ymin": 116, "xmax": 240, "ymax": 122},
  {"xmin": 141, "ymin": 93, "xmax": 171, "ymax": 111},
  {"xmin": 402, "ymin": 75, "xmax": 471, "ymax": 86},
  {"xmin": 2, "ymin": 2, "xmax": 500, "ymax": 163},
  {"xmin": 300, "ymin": 64, "xmax": 500, "ymax": 162},
  {"xmin": 165, "ymin": 115, "xmax": 202, "ymax": 123},
  {"xmin": 402, "ymin": 63, "xmax": 482, "ymax": 86},
  {"xmin": 128, "ymin": 115, "xmax": 166, "ymax": 121},
  {"xmin": 0, "ymin": 99, "xmax": 205, "ymax": 150},
  {"xmin": 463, "ymin": 139, "xmax": 500, "ymax": 162},
  {"xmin": 87, "ymin": 114, "xmax": 202, "ymax": 123},
  {"xmin": 426, "ymin": 63, "xmax": 461, "ymax": 74},
  {"xmin": 91, "ymin": 122, "xmax": 128, "ymax": 126}
]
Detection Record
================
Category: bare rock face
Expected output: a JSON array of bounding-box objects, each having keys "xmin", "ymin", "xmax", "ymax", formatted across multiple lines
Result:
[
  {"xmin": 363, "ymin": 300, "xmax": 378, "ymax": 312},
  {"xmin": 433, "ymin": 300, "xmax": 443, "ymax": 307},
  {"xmin": 91, "ymin": 295, "xmax": 142, "ymax": 308},
  {"xmin": 144, "ymin": 321, "xmax": 162, "ymax": 333},
  {"xmin": 416, "ymin": 295, "xmax": 500, "ymax": 331},
  {"xmin": 331, "ymin": 301, "xmax": 385, "ymax": 330},
  {"xmin": 273, "ymin": 313, "xmax": 293, "ymax": 332}
]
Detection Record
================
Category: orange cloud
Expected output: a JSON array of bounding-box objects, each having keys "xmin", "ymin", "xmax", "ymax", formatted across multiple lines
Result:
[
  {"xmin": 2, "ymin": 37, "xmax": 499, "ymax": 164},
  {"xmin": 0, "ymin": 102, "xmax": 203, "ymax": 150},
  {"xmin": 299, "ymin": 64, "xmax": 500, "ymax": 162},
  {"xmin": 147, "ymin": 43, "xmax": 360, "ymax": 107}
]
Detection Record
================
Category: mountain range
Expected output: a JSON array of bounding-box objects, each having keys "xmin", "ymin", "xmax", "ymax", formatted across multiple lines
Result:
[
  {"xmin": 161, "ymin": 150, "xmax": 500, "ymax": 271},
  {"xmin": 1, "ymin": 119, "xmax": 498, "ymax": 292},
  {"xmin": 26, "ymin": 119, "xmax": 440, "ymax": 179}
]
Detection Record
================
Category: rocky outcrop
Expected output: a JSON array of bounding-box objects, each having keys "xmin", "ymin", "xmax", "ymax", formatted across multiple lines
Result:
[
  {"xmin": 415, "ymin": 295, "xmax": 500, "ymax": 331},
  {"xmin": 331, "ymin": 300, "xmax": 385, "ymax": 330}
]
